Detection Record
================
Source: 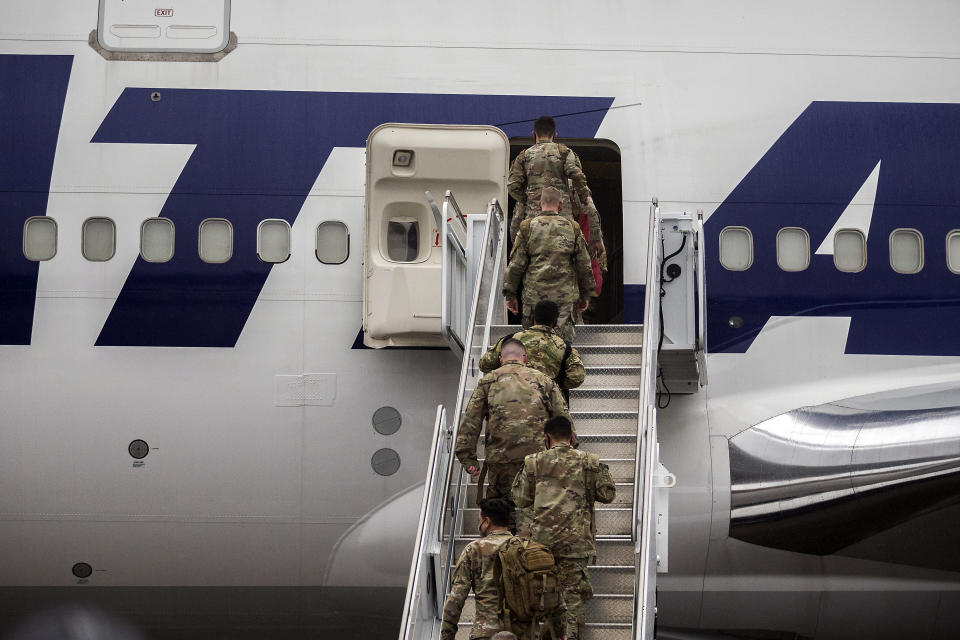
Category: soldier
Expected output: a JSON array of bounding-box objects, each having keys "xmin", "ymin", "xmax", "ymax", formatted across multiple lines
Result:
[
  {"xmin": 456, "ymin": 338, "xmax": 570, "ymax": 521},
  {"xmin": 478, "ymin": 300, "xmax": 586, "ymax": 395},
  {"xmin": 503, "ymin": 187, "xmax": 596, "ymax": 342},
  {"xmin": 512, "ymin": 416, "xmax": 616, "ymax": 640},
  {"xmin": 440, "ymin": 498, "xmax": 532, "ymax": 640},
  {"xmin": 507, "ymin": 115, "xmax": 603, "ymax": 260}
]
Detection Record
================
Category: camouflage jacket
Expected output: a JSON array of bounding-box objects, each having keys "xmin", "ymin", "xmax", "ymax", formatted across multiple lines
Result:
[
  {"xmin": 507, "ymin": 142, "xmax": 601, "ymax": 243},
  {"xmin": 440, "ymin": 529, "xmax": 517, "ymax": 639},
  {"xmin": 512, "ymin": 442, "xmax": 616, "ymax": 558},
  {"xmin": 503, "ymin": 211, "xmax": 596, "ymax": 306},
  {"xmin": 478, "ymin": 325, "xmax": 585, "ymax": 389},
  {"xmin": 456, "ymin": 360, "xmax": 570, "ymax": 469}
]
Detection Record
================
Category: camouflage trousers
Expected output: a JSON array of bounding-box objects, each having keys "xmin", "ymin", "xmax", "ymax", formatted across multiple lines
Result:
[
  {"xmin": 521, "ymin": 303, "xmax": 577, "ymax": 343},
  {"xmin": 550, "ymin": 557, "xmax": 593, "ymax": 640},
  {"xmin": 483, "ymin": 461, "xmax": 530, "ymax": 535}
]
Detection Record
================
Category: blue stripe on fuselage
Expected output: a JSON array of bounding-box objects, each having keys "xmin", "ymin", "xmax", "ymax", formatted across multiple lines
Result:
[
  {"xmin": 706, "ymin": 102, "xmax": 960, "ymax": 356},
  {"xmin": 0, "ymin": 55, "xmax": 72, "ymax": 345},
  {"xmin": 92, "ymin": 90, "xmax": 613, "ymax": 347}
]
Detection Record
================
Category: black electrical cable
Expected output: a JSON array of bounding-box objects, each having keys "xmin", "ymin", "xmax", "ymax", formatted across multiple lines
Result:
[{"xmin": 656, "ymin": 233, "xmax": 687, "ymax": 410}]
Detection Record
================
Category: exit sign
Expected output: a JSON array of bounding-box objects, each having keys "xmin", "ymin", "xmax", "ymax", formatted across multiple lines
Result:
[{"xmin": 155, "ymin": 8, "xmax": 173, "ymax": 17}]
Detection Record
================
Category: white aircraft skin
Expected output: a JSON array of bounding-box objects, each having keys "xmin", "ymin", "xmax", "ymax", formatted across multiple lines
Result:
[{"xmin": 2, "ymin": 2, "xmax": 960, "ymax": 638}]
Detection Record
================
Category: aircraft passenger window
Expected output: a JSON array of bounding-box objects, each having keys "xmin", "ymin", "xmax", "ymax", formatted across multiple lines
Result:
[
  {"xmin": 316, "ymin": 221, "xmax": 349, "ymax": 264},
  {"xmin": 199, "ymin": 218, "xmax": 233, "ymax": 263},
  {"xmin": 834, "ymin": 229, "xmax": 866, "ymax": 272},
  {"xmin": 947, "ymin": 231, "xmax": 960, "ymax": 274},
  {"xmin": 387, "ymin": 217, "xmax": 419, "ymax": 262},
  {"xmin": 257, "ymin": 219, "xmax": 291, "ymax": 263},
  {"xmin": 889, "ymin": 229, "xmax": 923, "ymax": 274},
  {"xmin": 82, "ymin": 217, "xmax": 116, "ymax": 262},
  {"xmin": 776, "ymin": 227, "xmax": 810, "ymax": 272},
  {"xmin": 23, "ymin": 217, "xmax": 58, "ymax": 261},
  {"xmin": 719, "ymin": 226, "xmax": 753, "ymax": 271},
  {"xmin": 140, "ymin": 218, "xmax": 175, "ymax": 263}
]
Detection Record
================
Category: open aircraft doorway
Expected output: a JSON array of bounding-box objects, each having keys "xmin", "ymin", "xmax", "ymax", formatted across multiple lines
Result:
[{"xmin": 508, "ymin": 138, "xmax": 624, "ymax": 325}]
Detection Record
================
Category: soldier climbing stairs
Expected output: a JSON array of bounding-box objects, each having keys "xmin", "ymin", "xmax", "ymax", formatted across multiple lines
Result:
[{"xmin": 398, "ymin": 193, "xmax": 704, "ymax": 640}]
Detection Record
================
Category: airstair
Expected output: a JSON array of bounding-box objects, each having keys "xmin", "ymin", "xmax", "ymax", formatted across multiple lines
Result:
[{"xmin": 399, "ymin": 193, "xmax": 705, "ymax": 640}]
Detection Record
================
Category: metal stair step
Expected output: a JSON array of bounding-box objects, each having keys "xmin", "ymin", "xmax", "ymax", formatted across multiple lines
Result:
[
  {"xmin": 452, "ymin": 539, "xmax": 637, "ymax": 568},
  {"xmin": 593, "ymin": 538, "xmax": 636, "ymax": 566},
  {"xmin": 459, "ymin": 507, "xmax": 632, "ymax": 536},
  {"xmin": 570, "ymin": 412, "xmax": 638, "ymax": 435},
  {"xmin": 580, "ymin": 366, "xmax": 643, "ymax": 388},
  {"xmin": 585, "ymin": 565, "xmax": 636, "ymax": 594},
  {"xmin": 475, "ymin": 434, "xmax": 635, "ymax": 460},
  {"xmin": 457, "ymin": 593, "xmax": 634, "ymax": 624},
  {"xmin": 572, "ymin": 325, "xmax": 643, "ymax": 347},
  {"xmin": 489, "ymin": 324, "xmax": 643, "ymax": 347},
  {"xmin": 469, "ymin": 457, "xmax": 635, "ymax": 482},
  {"xmin": 578, "ymin": 344, "xmax": 643, "ymax": 367},
  {"xmin": 453, "ymin": 535, "xmax": 636, "ymax": 567},
  {"xmin": 455, "ymin": 622, "xmax": 632, "ymax": 640},
  {"xmin": 570, "ymin": 388, "xmax": 640, "ymax": 413},
  {"xmin": 464, "ymin": 481, "xmax": 635, "ymax": 506}
]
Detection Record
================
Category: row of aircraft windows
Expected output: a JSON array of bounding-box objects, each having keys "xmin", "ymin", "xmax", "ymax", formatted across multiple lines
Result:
[
  {"xmin": 719, "ymin": 226, "xmax": 960, "ymax": 274},
  {"xmin": 21, "ymin": 217, "xmax": 351, "ymax": 265}
]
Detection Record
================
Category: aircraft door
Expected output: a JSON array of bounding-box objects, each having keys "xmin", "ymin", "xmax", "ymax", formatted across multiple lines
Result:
[{"xmin": 363, "ymin": 124, "xmax": 509, "ymax": 348}]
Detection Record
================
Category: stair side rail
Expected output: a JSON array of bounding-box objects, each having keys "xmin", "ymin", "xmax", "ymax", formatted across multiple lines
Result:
[
  {"xmin": 399, "ymin": 198, "xmax": 507, "ymax": 640},
  {"xmin": 440, "ymin": 191, "xmax": 471, "ymax": 358},
  {"xmin": 632, "ymin": 203, "xmax": 665, "ymax": 640},
  {"xmin": 398, "ymin": 405, "xmax": 449, "ymax": 640},
  {"xmin": 694, "ymin": 208, "xmax": 708, "ymax": 386},
  {"xmin": 437, "ymin": 197, "xmax": 506, "ymax": 563}
]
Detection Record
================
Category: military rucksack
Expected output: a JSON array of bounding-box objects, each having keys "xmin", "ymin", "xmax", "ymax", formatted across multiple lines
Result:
[{"xmin": 495, "ymin": 536, "xmax": 561, "ymax": 636}]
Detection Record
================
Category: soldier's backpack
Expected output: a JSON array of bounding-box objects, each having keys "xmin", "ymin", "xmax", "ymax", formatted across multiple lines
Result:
[{"xmin": 495, "ymin": 537, "xmax": 562, "ymax": 638}]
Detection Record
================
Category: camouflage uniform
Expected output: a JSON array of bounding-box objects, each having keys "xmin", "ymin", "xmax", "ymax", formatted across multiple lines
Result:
[
  {"xmin": 507, "ymin": 142, "xmax": 602, "ymax": 246},
  {"xmin": 478, "ymin": 325, "xmax": 586, "ymax": 391},
  {"xmin": 503, "ymin": 212, "xmax": 596, "ymax": 342},
  {"xmin": 512, "ymin": 442, "xmax": 616, "ymax": 640},
  {"xmin": 440, "ymin": 529, "xmax": 533, "ymax": 640},
  {"xmin": 456, "ymin": 360, "xmax": 571, "ymax": 530}
]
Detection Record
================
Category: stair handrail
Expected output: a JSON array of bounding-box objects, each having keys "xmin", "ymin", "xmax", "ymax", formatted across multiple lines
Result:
[
  {"xmin": 631, "ymin": 203, "xmax": 665, "ymax": 640},
  {"xmin": 398, "ymin": 405, "xmax": 448, "ymax": 640},
  {"xmin": 441, "ymin": 191, "xmax": 470, "ymax": 355},
  {"xmin": 398, "ymin": 198, "xmax": 507, "ymax": 640},
  {"xmin": 437, "ymin": 196, "xmax": 506, "ymax": 544}
]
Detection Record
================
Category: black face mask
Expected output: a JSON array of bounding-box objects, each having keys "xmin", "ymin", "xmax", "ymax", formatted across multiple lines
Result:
[{"xmin": 479, "ymin": 517, "xmax": 490, "ymax": 537}]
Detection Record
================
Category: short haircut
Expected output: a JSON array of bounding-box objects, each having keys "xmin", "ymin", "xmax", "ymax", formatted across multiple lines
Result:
[
  {"xmin": 544, "ymin": 415, "xmax": 574, "ymax": 439},
  {"xmin": 540, "ymin": 186, "xmax": 562, "ymax": 208},
  {"xmin": 492, "ymin": 633, "xmax": 518, "ymax": 640},
  {"xmin": 500, "ymin": 337, "xmax": 526, "ymax": 357},
  {"xmin": 533, "ymin": 300, "xmax": 560, "ymax": 327},
  {"xmin": 479, "ymin": 497, "xmax": 513, "ymax": 527},
  {"xmin": 533, "ymin": 116, "xmax": 556, "ymax": 138}
]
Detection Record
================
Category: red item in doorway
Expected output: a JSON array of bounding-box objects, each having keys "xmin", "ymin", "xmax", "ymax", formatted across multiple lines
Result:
[{"xmin": 577, "ymin": 213, "xmax": 603, "ymax": 296}]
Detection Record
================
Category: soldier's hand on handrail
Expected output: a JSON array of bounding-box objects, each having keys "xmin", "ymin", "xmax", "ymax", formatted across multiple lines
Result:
[{"xmin": 466, "ymin": 466, "xmax": 481, "ymax": 477}]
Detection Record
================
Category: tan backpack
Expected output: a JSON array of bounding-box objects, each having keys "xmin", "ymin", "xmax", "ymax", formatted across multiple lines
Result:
[{"xmin": 496, "ymin": 536, "xmax": 562, "ymax": 637}]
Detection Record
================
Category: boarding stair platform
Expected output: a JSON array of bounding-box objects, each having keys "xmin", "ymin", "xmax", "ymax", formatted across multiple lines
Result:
[{"xmin": 399, "ymin": 193, "xmax": 705, "ymax": 640}]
